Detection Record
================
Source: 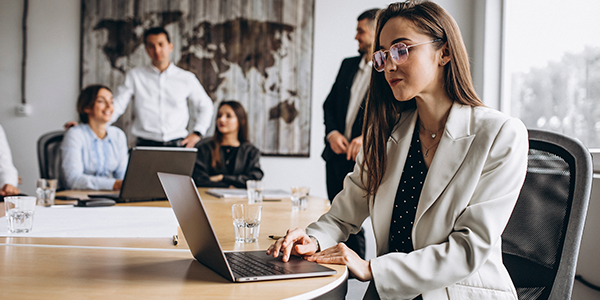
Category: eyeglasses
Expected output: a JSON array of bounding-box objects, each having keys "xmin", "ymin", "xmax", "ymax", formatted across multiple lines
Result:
[{"xmin": 372, "ymin": 38, "xmax": 443, "ymax": 72}]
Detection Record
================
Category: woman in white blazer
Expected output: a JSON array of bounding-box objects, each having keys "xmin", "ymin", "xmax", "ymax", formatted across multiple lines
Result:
[{"xmin": 268, "ymin": 1, "xmax": 528, "ymax": 299}]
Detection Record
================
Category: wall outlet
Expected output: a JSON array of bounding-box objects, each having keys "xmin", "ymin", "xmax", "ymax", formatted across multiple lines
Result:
[{"xmin": 15, "ymin": 103, "xmax": 32, "ymax": 116}]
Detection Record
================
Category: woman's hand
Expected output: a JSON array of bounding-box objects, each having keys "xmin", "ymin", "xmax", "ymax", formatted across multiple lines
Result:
[
  {"xmin": 209, "ymin": 174, "xmax": 223, "ymax": 182},
  {"xmin": 112, "ymin": 180, "xmax": 123, "ymax": 191},
  {"xmin": 346, "ymin": 135, "xmax": 363, "ymax": 161},
  {"xmin": 305, "ymin": 243, "xmax": 373, "ymax": 282},
  {"xmin": 266, "ymin": 228, "xmax": 318, "ymax": 262}
]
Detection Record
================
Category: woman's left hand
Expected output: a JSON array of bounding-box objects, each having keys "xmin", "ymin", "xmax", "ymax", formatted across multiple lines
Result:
[
  {"xmin": 209, "ymin": 174, "xmax": 223, "ymax": 182},
  {"xmin": 304, "ymin": 243, "xmax": 373, "ymax": 281}
]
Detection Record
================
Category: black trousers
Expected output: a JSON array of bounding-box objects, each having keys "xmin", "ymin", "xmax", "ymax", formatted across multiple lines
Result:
[
  {"xmin": 325, "ymin": 153, "xmax": 366, "ymax": 259},
  {"xmin": 136, "ymin": 137, "xmax": 184, "ymax": 147}
]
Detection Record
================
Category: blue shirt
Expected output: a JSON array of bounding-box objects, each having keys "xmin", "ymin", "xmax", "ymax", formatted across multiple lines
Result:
[{"xmin": 61, "ymin": 124, "xmax": 128, "ymax": 190}]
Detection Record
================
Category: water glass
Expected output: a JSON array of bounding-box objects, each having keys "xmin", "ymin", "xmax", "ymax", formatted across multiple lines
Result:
[
  {"xmin": 4, "ymin": 196, "xmax": 37, "ymax": 233},
  {"xmin": 36, "ymin": 179, "xmax": 57, "ymax": 207},
  {"xmin": 246, "ymin": 180, "xmax": 264, "ymax": 204},
  {"xmin": 231, "ymin": 204, "xmax": 262, "ymax": 243},
  {"xmin": 291, "ymin": 186, "xmax": 310, "ymax": 211}
]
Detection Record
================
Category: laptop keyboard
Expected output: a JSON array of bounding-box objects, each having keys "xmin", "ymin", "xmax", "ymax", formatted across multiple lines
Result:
[{"xmin": 225, "ymin": 252, "xmax": 293, "ymax": 278}]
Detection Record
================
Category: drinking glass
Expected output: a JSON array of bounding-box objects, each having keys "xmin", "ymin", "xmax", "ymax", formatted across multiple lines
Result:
[
  {"xmin": 291, "ymin": 186, "xmax": 310, "ymax": 211},
  {"xmin": 231, "ymin": 204, "xmax": 262, "ymax": 243},
  {"xmin": 246, "ymin": 180, "xmax": 264, "ymax": 204},
  {"xmin": 4, "ymin": 196, "xmax": 37, "ymax": 233},
  {"xmin": 36, "ymin": 179, "xmax": 57, "ymax": 207}
]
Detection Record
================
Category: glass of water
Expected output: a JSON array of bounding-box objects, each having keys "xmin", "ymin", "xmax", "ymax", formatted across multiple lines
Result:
[
  {"xmin": 291, "ymin": 186, "xmax": 310, "ymax": 211},
  {"xmin": 4, "ymin": 196, "xmax": 37, "ymax": 233},
  {"xmin": 36, "ymin": 179, "xmax": 57, "ymax": 207},
  {"xmin": 231, "ymin": 204, "xmax": 262, "ymax": 243},
  {"xmin": 246, "ymin": 180, "xmax": 264, "ymax": 204}
]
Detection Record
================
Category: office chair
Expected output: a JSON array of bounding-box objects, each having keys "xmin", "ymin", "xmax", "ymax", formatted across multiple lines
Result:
[
  {"xmin": 37, "ymin": 130, "xmax": 65, "ymax": 190},
  {"xmin": 502, "ymin": 129, "xmax": 593, "ymax": 300}
]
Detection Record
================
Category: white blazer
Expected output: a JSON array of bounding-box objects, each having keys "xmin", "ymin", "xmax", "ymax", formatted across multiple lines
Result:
[{"xmin": 306, "ymin": 103, "xmax": 529, "ymax": 300}]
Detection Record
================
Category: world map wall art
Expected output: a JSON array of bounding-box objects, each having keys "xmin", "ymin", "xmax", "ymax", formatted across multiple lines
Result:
[{"xmin": 81, "ymin": 0, "xmax": 315, "ymax": 156}]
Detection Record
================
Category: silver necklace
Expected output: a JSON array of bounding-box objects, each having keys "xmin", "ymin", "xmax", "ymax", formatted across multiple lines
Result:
[{"xmin": 419, "ymin": 121, "xmax": 443, "ymax": 139}]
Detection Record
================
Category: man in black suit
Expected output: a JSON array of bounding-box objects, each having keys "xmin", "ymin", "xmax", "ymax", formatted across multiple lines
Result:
[{"xmin": 322, "ymin": 9, "xmax": 379, "ymax": 259}]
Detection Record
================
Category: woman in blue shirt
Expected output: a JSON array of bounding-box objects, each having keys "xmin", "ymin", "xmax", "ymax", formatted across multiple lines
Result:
[{"xmin": 61, "ymin": 85, "xmax": 128, "ymax": 190}]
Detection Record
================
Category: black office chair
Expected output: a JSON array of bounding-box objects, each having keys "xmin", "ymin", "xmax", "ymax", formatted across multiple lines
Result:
[
  {"xmin": 37, "ymin": 130, "xmax": 65, "ymax": 191},
  {"xmin": 502, "ymin": 129, "xmax": 593, "ymax": 300}
]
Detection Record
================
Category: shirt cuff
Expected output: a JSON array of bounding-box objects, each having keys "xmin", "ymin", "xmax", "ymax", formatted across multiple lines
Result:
[
  {"xmin": 96, "ymin": 177, "xmax": 117, "ymax": 191},
  {"xmin": 326, "ymin": 130, "xmax": 341, "ymax": 142}
]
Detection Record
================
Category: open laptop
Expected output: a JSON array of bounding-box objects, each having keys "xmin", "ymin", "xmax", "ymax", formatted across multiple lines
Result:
[
  {"xmin": 89, "ymin": 147, "xmax": 197, "ymax": 203},
  {"xmin": 157, "ymin": 172, "xmax": 337, "ymax": 282}
]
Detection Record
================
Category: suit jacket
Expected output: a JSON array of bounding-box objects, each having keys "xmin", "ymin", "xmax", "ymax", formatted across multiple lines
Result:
[
  {"xmin": 322, "ymin": 56, "xmax": 367, "ymax": 162},
  {"xmin": 192, "ymin": 139, "xmax": 263, "ymax": 188},
  {"xmin": 307, "ymin": 103, "xmax": 529, "ymax": 300}
]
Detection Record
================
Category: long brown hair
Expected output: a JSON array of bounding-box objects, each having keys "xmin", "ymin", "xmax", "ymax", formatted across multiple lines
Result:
[
  {"xmin": 210, "ymin": 100, "xmax": 249, "ymax": 169},
  {"xmin": 361, "ymin": 0, "xmax": 483, "ymax": 199}
]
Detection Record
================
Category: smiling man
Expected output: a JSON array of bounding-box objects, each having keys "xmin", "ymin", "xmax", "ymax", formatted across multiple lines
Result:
[{"xmin": 110, "ymin": 27, "xmax": 214, "ymax": 147}]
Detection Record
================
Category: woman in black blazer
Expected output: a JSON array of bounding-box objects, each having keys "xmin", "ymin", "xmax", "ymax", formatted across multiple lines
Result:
[{"xmin": 192, "ymin": 101, "xmax": 263, "ymax": 188}]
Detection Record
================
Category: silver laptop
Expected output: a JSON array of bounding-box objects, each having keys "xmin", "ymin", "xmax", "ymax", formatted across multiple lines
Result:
[
  {"xmin": 89, "ymin": 147, "xmax": 197, "ymax": 202},
  {"xmin": 157, "ymin": 172, "xmax": 337, "ymax": 282}
]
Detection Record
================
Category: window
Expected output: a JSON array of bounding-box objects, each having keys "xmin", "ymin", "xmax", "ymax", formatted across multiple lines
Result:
[{"xmin": 503, "ymin": 0, "xmax": 600, "ymax": 148}]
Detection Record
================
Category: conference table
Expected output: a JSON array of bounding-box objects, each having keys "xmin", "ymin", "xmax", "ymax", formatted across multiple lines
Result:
[{"xmin": 0, "ymin": 189, "xmax": 348, "ymax": 299}]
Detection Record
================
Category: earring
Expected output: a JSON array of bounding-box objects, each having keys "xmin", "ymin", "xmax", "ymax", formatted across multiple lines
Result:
[{"xmin": 441, "ymin": 60, "xmax": 446, "ymax": 65}]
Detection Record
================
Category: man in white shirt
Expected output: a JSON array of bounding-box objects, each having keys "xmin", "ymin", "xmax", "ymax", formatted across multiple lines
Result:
[
  {"xmin": 111, "ymin": 27, "xmax": 214, "ymax": 147},
  {"xmin": 0, "ymin": 124, "xmax": 20, "ymax": 199},
  {"xmin": 321, "ymin": 9, "xmax": 379, "ymax": 259}
]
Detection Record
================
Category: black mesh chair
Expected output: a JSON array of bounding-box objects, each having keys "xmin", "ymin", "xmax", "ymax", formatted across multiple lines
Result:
[
  {"xmin": 502, "ymin": 129, "xmax": 593, "ymax": 300},
  {"xmin": 37, "ymin": 130, "xmax": 65, "ymax": 191}
]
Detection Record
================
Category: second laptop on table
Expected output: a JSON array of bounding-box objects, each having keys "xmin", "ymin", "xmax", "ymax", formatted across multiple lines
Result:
[{"xmin": 88, "ymin": 147, "xmax": 197, "ymax": 203}]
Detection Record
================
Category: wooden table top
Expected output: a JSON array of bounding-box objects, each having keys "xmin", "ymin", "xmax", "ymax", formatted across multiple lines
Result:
[{"xmin": 0, "ymin": 188, "xmax": 347, "ymax": 299}]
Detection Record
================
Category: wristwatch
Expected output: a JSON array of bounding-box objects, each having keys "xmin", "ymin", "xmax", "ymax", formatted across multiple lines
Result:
[{"xmin": 193, "ymin": 131, "xmax": 202, "ymax": 138}]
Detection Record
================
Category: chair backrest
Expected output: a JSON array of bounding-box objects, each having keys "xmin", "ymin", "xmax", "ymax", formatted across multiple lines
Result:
[
  {"xmin": 502, "ymin": 129, "xmax": 593, "ymax": 300},
  {"xmin": 37, "ymin": 130, "xmax": 65, "ymax": 190}
]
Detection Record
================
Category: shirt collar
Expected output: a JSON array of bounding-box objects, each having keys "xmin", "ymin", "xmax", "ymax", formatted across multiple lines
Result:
[
  {"xmin": 150, "ymin": 62, "xmax": 174, "ymax": 74},
  {"xmin": 83, "ymin": 124, "xmax": 112, "ymax": 142},
  {"xmin": 358, "ymin": 55, "xmax": 372, "ymax": 71}
]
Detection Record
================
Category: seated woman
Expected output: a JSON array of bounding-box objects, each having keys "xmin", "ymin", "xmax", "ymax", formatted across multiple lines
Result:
[
  {"xmin": 268, "ymin": 1, "xmax": 528, "ymax": 299},
  {"xmin": 192, "ymin": 100, "xmax": 263, "ymax": 188},
  {"xmin": 61, "ymin": 85, "xmax": 128, "ymax": 190}
]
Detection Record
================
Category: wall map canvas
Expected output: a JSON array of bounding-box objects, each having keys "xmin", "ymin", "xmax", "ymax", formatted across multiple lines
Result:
[{"xmin": 81, "ymin": 0, "xmax": 314, "ymax": 156}]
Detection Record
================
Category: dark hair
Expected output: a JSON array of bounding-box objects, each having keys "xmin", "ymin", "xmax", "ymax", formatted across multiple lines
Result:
[
  {"xmin": 143, "ymin": 27, "xmax": 171, "ymax": 45},
  {"xmin": 357, "ymin": 8, "xmax": 380, "ymax": 23},
  {"xmin": 77, "ymin": 84, "xmax": 112, "ymax": 124},
  {"xmin": 361, "ymin": 0, "xmax": 483, "ymax": 198},
  {"xmin": 210, "ymin": 101, "xmax": 249, "ymax": 169}
]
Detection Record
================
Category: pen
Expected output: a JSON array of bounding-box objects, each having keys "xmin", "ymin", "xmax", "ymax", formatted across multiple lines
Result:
[
  {"xmin": 268, "ymin": 235, "xmax": 285, "ymax": 240},
  {"xmin": 172, "ymin": 235, "xmax": 179, "ymax": 245}
]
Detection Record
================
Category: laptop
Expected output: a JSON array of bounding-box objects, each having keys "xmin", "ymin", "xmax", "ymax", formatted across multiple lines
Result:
[
  {"xmin": 89, "ymin": 147, "xmax": 197, "ymax": 203},
  {"xmin": 157, "ymin": 172, "xmax": 337, "ymax": 282}
]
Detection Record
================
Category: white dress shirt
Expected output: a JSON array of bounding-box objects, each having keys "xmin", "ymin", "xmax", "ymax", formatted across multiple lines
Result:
[
  {"xmin": 0, "ymin": 124, "xmax": 18, "ymax": 188},
  {"xmin": 111, "ymin": 63, "xmax": 214, "ymax": 142},
  {"xmin": 344, "ymin": 56, "xmax": 371, "ymax": 139}
]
